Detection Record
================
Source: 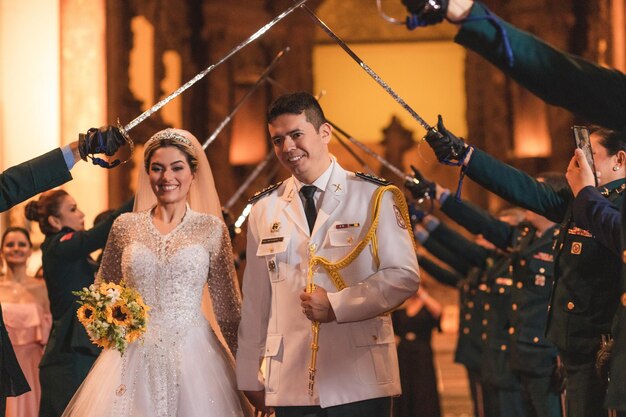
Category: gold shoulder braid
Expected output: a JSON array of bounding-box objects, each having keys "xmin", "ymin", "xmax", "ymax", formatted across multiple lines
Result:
[{"xmin": 305, "ymin": 185, "xmax": 417, "ymax": 395}]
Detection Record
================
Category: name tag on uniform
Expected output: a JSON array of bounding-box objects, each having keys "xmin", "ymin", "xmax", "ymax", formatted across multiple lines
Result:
[{"xmin": 261, "ymin": 237, "xmax": 284, "ymax": 244}]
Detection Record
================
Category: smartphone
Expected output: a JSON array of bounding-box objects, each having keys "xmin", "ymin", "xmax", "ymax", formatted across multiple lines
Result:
[{"xmin": 572, "ymin": 125, "xmax": 598, "ymax": 186}]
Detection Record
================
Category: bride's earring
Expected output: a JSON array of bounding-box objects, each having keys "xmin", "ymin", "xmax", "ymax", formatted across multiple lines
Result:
[{"xmin": 613, "ymin": 165, "xmax": 621, "ymax": 171}]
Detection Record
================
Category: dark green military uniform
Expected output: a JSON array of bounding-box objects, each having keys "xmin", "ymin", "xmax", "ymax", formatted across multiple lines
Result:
[
  {"xmin": 0, "ymin": 148, "xmax": 72, "ymax": 213},
  {"xmin": 464, "ymin": 147, "xmax": 624, "ymax": 417},
  {"xmin": 441, "ymin": 196, "xmax": 562, "ymax": 417},
  {"xmin": 38, "ymin": 199, "xmax": 132, "ymax": 417},
  {"xmin": 419, "ymin": 222, "xmax": 501, "ymax": 417},
  {"xmin": 569, "ymin": 186, "xmax": 626, "ymax": 415},
  {"xmin": 455, "ymin": 3, "xmax": 626, "ymax": 131},
  {"xmin": 0, "ymin": 148, "xmax": 72, "ymax": 416}
]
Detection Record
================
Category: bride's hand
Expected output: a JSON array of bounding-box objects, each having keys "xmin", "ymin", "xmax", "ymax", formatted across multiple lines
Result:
[{"xmin": 244, "ymin": 390, "xmax": 274, "ymax": 417}]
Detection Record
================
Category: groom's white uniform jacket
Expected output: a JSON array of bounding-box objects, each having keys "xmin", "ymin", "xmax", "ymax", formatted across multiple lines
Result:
[{"xmin": 236, "ymin": 161, "xmax": 420, "ymax": 408}]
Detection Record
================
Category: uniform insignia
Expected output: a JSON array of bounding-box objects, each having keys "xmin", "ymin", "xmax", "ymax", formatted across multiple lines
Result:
[
  {"xmin": 571, "ymin": 242, "xmax": 583, "ymax": 255},
  {"xmin": 261, "ymin": 237, "xmax": 284, "ymax": 244},
  {"xmin": 336, "ymin": 223, "xmax": 360, "ymax": 229},
  {"xmin": 533, "ymin": 252, "xmax": 554, "ymax": 262},
  {"xmin": 332, "ymin": 183, "xmax": 342, "ymax": 193},
  {"xmin": 267, "ymin": 259, "xmax": 276, "ymax": 272},
  {"xmin": 534, "ymin": 274, "xmax": 546, "ymax": 286},
  {"xmin": 567, "ymin": 227, "xmax": 593, "ymax": 238},
  {"xmin": 248, "ymin": 181, "xmax": 283, "ymax": 203},
  {"xmin": 393, "ymin": 205, "xmax": 407, "ymax": 229},
  {"xmin": 60, "ymin": 232, "xmax": 75, "ymax": 242},
  {"xmin": 355, "ymin": 172, "xmax": 390, "ymax": 185},
  {"xmin": 271, "ymin": 222, "xmax": 281, "ymax": 233},
  {"xmin": 495, "ymin": 277, "xmax": 513, "ymax": 286}
]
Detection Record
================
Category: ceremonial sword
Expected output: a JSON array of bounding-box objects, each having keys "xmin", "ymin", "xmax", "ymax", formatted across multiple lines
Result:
[
  {"xmin": 120, "ymin": 0, "xmax": 307, "ymax": 134},
  {"xmin": 202, "ymin": 47, "xmax": 291, "ymax": 150}
]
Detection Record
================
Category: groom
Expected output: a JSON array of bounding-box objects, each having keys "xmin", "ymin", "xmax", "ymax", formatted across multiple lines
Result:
[{"xmin": 236, "ymin": 92, "xmax": 420, "ymax": 417}]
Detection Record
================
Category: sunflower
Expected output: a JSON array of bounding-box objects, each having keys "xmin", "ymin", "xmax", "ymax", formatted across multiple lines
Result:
[
  {"xmin": 77, "ymin": 305, "xmax": 96, "ymax": 326},
  {"xmin": 99, "ymin": 282, "xmax": 122, "ymax": 296},
  {"xmin": 125, "ymin": 329, "xmax": 142, "ymax": 343},
  {"xmin": 136, "ymin": 295, "xmax": 150, "ymax": 313},
  {"xmin": 105, "ymin": 302, "xmax": 133, "ymax": 326}
]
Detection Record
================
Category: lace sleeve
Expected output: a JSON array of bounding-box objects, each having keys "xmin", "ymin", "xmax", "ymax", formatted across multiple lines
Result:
[
  {"xmin": 207, "ymin": 220, "xmax": 242, "ymax": 355},
  {"xmin": 95, "ymin": 215, "xmax": 126, "ymax": 285}
]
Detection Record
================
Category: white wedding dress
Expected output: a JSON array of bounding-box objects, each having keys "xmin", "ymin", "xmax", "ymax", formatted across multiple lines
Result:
[{"xmin": 62, "ymin": 209, "xmax": 251, "ymax": 417}]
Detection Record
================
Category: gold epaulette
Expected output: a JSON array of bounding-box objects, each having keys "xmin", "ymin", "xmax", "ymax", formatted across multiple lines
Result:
[
  {"xmin": 248, "ymin": 181, "xmax": 283, "ymax": 203},
  {"xmin": 355, "ymin": 172, "xmax": 390, "ymax": 186}
]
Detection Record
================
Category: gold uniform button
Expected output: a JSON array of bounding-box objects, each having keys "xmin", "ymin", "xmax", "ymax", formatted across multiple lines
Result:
[
  {"xmin": 567, "ymin": 302, "xmax": 575, "ymax": 311},
  {"xmin": 512, "ymin": 303, "xmax": 518, "ymax": 311},
  {"xmin": 516, "ymin": 282, "xmax": 523, "ymax": 289},
  {"xmin": 481, "ymin": 333, "xmax": 487, "ymax": 340},
  {"xmin": 309, "ymin": 243, "xmax": 317, "ymax": 252},
  {"xmin": 468, "ymin": 302, "xmax": 474, "ymax": 308},
  {"xmin": 621, "ymin": 293, "xmax": 626, "ymax": 307},
  {"xmin": 498, "ymin": 287, "xmax": 505, "ymax": 294},
  {"xmin": 539, "ymin": 267, "xmax": 545, "ymax": 273},
  {"xmin": 372, "ymin": 335, "xmax": 378, "ymax": 341},
  {"xmin": 482, "ymin": 319, "xmax": 488, "ymax": 326},
  {"xmin": 508, "ymin": 327, "xmax": 515, "ymax": 335},
  {"xmin": 533, "ymin": 337, "xmax": 540, "ymax": 343},
  {"xmin": 500, "ymin": 344, "xmax": 507, "ymax": 351},
  {"xmin": 484, "ymin": 303, "xmax": 491, "ymax": 311},
  {"xmin": 465, "ymin": 313, "xmax": 472, "ymax": 320},
  {"xmin": 463, "ymin": 328, "xmax": 470, "ymax": 335}
]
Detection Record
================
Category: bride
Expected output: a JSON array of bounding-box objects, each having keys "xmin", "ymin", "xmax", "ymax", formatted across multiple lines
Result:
[{"xmin": 62, "ymin": 128, "xmax": 252, "ymax": 417}]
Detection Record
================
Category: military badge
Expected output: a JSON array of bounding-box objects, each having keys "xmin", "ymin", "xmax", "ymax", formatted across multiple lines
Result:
[
  {"xmin": 332, "ymin": 183, "xmax": 342, "ymax": 193},
  {"xmin": 271, "ymin": 222, "xmax": 281, "ymax": 233},
  {"xmin": 534, "ymin": 274, "xmax": 546, "ymax": 287},
  {"xmin": 571, "ymin": 242, "xmax": 582, "ymax": 255},
  {"xmin": 267, "ymin": 259, "xmax": 276, "ymax": 272},
  {"xmin": 393, "ymin": 205, "xmax": 407, "ymax": 229}
]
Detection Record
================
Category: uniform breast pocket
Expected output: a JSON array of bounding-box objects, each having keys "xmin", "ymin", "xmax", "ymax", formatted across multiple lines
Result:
[
  {"xmin": 325, "ymin": 226, "xmax": 360, "ymax": 258},
  {"xmin": 257, "ymin": 235, "xmax": 291, "ymax": 282}
]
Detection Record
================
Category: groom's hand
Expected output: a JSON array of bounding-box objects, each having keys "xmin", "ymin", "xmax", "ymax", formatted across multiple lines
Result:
[{"xmin": 244, "ymin": 390, "xmax": 274, "ymax": 417}]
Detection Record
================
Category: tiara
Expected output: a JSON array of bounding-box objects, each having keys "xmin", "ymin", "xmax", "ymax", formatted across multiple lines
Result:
[{"xmin": 145, "ymin": 128, "xmax": 193, "ymax": 147}]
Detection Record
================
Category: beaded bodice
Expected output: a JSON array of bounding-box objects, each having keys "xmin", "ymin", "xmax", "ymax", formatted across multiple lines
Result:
[{"xmin": 97, "ymin": 209, "xmax": 241, "ymax": 353}]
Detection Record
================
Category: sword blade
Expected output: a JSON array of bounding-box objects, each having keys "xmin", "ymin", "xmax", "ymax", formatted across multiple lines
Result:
[
  {"xmin": 122, "ymin": 1, "xmax": 307, "ymax": 133},
  {"xmin": 224, "ymin": 151, "xmax": 274, "ymax": 211},
  {"xmin": 202, "ymin": 46, "xmax": 291, "ymax": 150},
  {"xmin": 298, "ymin": 4, "xmax": 433, "ymax": 133},
  {"xmin": 329, "ymin": 120, "xmax": 411, "ymax": 182}
]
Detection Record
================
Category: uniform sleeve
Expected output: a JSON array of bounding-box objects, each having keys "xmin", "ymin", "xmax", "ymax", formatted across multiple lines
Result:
[
  {"xmin": 328, "ymin": 189, "xmax": 420, "ymax": 323},
  {"xmin": 0, "ymin": 148, "xmax": 72, "ymax": 212},
  {"xmin": 207, "ymin": 221, "xmax": 242, "ymax": 355},
  {"xmin": 465, "ymin": 148, "xmax": 570, "ymax": 223},
  {"xmin": 440, "ymin": 196, "xmax": 515, "ymax": 250},
  {"xmin": 429, "ymin": 220, "xmax": 492, "ymax": 264},
  {"xmin": 236, "ymin": 210, "xmax": 271, "ymax": 391},
  {"xmin": 422, "ymin": 236, "xmax": 471, "ymax": 275},
  {"xmin": 571, "ymin": 186, "xmax": 621, "ymax": 256},
  {"xmin": 46, "ymin": 198, "xmax": 134, "ymax": 260},
  {"xmin": 95, "ymin": 217, "xmax": 125, "ymax": 284},
  {"xmin": 417, "ymin": 255, "xmax": 462, "ymax": 288},
  {"xmin": 455, "ymin": 3, "xmax": 626, "ymax": 130}
]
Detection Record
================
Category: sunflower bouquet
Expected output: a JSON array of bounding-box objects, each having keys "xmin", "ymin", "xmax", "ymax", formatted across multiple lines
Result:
[{"xmin": 73, "ymin": 281, "xmax": 150, "ymax": 355}]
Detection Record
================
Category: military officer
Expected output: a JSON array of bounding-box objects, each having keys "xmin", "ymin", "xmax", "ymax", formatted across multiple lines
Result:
[
  {"xmin": 566, "ymin": 149, "xmax": 626, "ymax": 415},
  {"xmin": 413, "ymin": 216, "xmax": 499, "ymax": 417},
  {"xmin": 423, "ymin": 123, "xmax": 626, "ymax": 417},
  {"xmin": 0, "ymin": 126, "xmax": 126, "ymax": 416},
  {"xmin": 236, "ymin": 93, "xmax": 420, "ymax": 417},
  {"xmin": 434, "ymin": 182, "xmax": 563, "ymax": 417}
]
